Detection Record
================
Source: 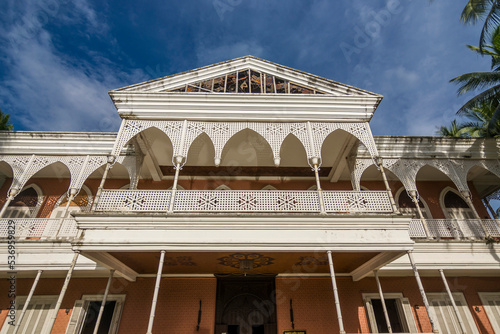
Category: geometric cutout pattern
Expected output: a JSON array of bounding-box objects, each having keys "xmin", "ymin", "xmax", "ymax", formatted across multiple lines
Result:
[{"xmin": 217, "ymin": 253, "xmax": 275, "ymax": 269}]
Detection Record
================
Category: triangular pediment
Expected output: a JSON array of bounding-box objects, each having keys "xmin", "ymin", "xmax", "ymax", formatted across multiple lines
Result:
[{"xmin": 111, "ymin": 56, "xmax": 380, "ymax": 97}]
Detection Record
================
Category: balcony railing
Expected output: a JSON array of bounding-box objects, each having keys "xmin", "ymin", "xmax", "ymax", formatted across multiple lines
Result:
[
  {"xmin": 0, "ymin": 218, "xmax": 78, "ymax": 240},
  {"xmin": 409, "ymin": 219, "xmax": 500, "ymax": 239},
  {"xmin": 95, "ymin": 189, "xmax": 394, "ymax": 213}
]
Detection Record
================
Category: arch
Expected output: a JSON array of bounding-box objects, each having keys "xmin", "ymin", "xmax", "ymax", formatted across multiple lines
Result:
[
  {"xmin": 4, "ymin": 183, "xmax": 43, "ymax": 218},
  {"xmin": 216, "ymin": 184, "xmax": 232, "ymax": 190},
  {"xmin": 0, "ymin": 161, "xmax": 13, "ymax": 191},
  {"xmin": 261, "ymin": 185, "xmax": 277, "ymax": 190},
  {"xmin": 86, "ymin": 162, "xmax": 130, "ymax": 188},
  {"xmin": 320, "ymin": 128, "xmax": 371, "ymax": 170},
  {"xmin": 279, "ymin": 133, "xmax": 308, "ymax": 167},
  {"xmin": 220, "ymin": 128, "xmax": 274, "ymax": 167},
  {"xmin": 185, "ymin": 132, "xmax": 216, "ymax": 167},
  {"xmin": 395, "ymin": 186, "xmax": 432, "ymax": 219},
  {"xmin": 50, "ymin": 185, "xmax": 93, "ymax": 218},
  {"xmin": 439, "ymin": 187, "xmax": 474, "ymax": 219}
]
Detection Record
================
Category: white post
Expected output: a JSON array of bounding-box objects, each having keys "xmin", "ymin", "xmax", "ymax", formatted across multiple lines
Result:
[
  {"xmin": 377, "ymin": 159, "xmax": 399, "ymax": 213},
  {"xmin": 47, "ymin": 251, "xmax": 80, "ymax": 333},
  {"xmin": 327, "ymin": 251, "xmax": 345, "ymax": 334},
  {"xmin": 407, "ymin": 251, "xmax": 439, "ymax": 333},
  {"xmin": 461, "ymin": 190, "xmax": 490, "ymax": 237},
  {"xmin": 311, "ymin": 157, "xmax": 326, "ymax": 214},
  {"xmin": 93, "ymin": 269, "xmax": 115, "ymax": 334},
  {"xmin": 147, "ymin": 250, "xmax": 166, "ymax": 334},
  {"xmin": 168, "ymin": 160, "xmax": 182, "ymax": 213},
  {"xmin": 408, "ymin": 190, "xmax": 433, "ymax": 239},
  {"xmin": 12, "ymin": 270, "xmax": 43, "ymax": 334},
  {"xmin": 91, "ymin": 156, "xmax": 115, "ymax": 211},
  {"xmin": 0, "ymin": 188, "xmax": 17, "ymax": 218},
  {"xmin": 55, "ymin": 188, "xmax": 77, "ymax": 238},
  {"xmin": 374, "ymin": 270, "xmax": 392, "ymax": 333},
  {"xmin": 439, "ymin": 269, "xmax": 467, "ymax": 334}
]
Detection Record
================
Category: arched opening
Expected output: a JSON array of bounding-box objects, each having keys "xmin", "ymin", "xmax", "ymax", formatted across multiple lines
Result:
[
  {"xmin": 279, "ymin": 133, "xmax": 308, "ymax": 167},
  {"xmin": 467, "ymin": 165, "xmax": 500, "ymax": 218},
  {"xmin": 4, "ymin": 184, "xmax": 43, "ymax": 218},
  {"xmin": 87, "ymin": 162, "xmax": 130, "ymax": 189},
  {"xmin": 440, "ymin": 187, "xmax": 475, "ymax": 219},
  {"xmin": 415, "ymin": 165, "xmax": 457, "ymax": 219},
  {"xmin": 358, "ymin": 164, "xmax": 398, "ymax": 191},
  {"xmin": 0, "ymin": 161, "xmax": 13, "ymax": 194},
  {"xmin": 221, "ymin": 129, "xmax": 274, "ymax": 167},
  {"xmin": 261, "ymin": 185, "xmax": 277, "ymax": 190},
  {"xmin": 216, "ymin": 185, "xmax": 232, "ymax": 190},
  {"xmin": 321, "ymin": 129, "xmax": 365, "ymax": 184},
  {"xmin": 395, "ymin": 187, "xmax": 432, "ymax": 219},
  {"xmin": 186, "ymin": 132, "xmax": 216, "ymax": 167}
]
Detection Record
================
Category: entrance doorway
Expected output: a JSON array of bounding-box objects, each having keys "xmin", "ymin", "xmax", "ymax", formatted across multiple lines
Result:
[{"xmin": 215, "ymin": 276, "xmax": 277, "ymax": 334}]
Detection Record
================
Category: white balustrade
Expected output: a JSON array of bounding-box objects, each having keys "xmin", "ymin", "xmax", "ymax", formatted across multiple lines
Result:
[
  {"xmin": 410, "ymin": 219, "xmax": 500, "ymax": 239},
  {"xmin": 0, "ymin": 218, "xmax": 77, "ymax": 240},
  {"xmin": 95, "ymin": 189, "xmax": 394, "ymax": 213}
]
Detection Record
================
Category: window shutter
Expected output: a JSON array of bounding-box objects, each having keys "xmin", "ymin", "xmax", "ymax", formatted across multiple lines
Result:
[
  {"xmin": 65, "ymin": 300, "xmax": 85, "ymax": 334},
  {"xmin": 479, "ymin": 293, "xmax": 500, "ymax": 334}
]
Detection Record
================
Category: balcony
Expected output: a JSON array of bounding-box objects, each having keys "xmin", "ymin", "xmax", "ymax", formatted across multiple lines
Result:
[
  {"xmin": 0, "ymin": 218, "xmax": 78, "ymax": 240},
  {"xmin": 409, "ymin": 219, "xmax": 500, "ymax": 240},
  {"xmin": 95, "ymin": 189, "xmax": 394, "ymax": 213}
]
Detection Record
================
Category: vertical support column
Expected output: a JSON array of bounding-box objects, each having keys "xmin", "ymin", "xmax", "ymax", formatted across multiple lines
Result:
[
  {"xmin": 438, "ymin": 269, "xmax": 467, "ymax": 334},
  {"xmin": 408, "ymin": 190, "xmax": 433, "ymax": 239},
  {"xmin": 377, "ymin": 158, "xmax": 398, "ymax": 213},
  {"xmin": 91, "ymin": 156, "xmax": 115, "ymax": 211},
  {"xmin": 311, "ymin": 157, "xmax": 326, "ymax": 214},
  {"xmin": 461, "ymin": 190, "xmax": 490, "ymax": 237},
  {"xmin": 147, "ymin": 250, "xmax": 166, "ymax": 334},
  {"xmin": 407, "ymin": 251, "xmax": 439, "ymax": 333},
  {"xmin": 326, "ymin": 251, "xmax": 345, "ymax": 334},
  {"xmin": 168, "ymin": 120, "xmax": 188, "ymax": 213},
  {"xmin": 93, "ymin": 269, "xmax": 115, "ymax": 334},
  {"xmin": 55, "ymin": 188, "xmax": 78, "ymax": 238},
  {"xmin": 374, "ymin": 270, "xmax": 392, "ymax": 333},
  {"xmin": 12, "ymin": 270, "xmax": 43, "ymax": 334},
  {"xmin": 47, "ymin": 251, "xmax": 80, "ymax": 333}
]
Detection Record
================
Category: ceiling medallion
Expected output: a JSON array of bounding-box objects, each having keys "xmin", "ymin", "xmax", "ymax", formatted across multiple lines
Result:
[{"xmin": 217, "ymin": 253, "xmax": 275, "ymax": 270}]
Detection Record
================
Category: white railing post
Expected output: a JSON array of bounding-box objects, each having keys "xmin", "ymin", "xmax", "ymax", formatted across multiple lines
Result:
[
  {"xmin": 461, "ymin": 190, "xmax": 490, "ymax": 238},
  {"xmin": 409, "ymin": 190, "xmax": 432, "ymax": 239},
  {"xmin": 407, "ymin": 251, "xmax": 439, "ymax": 333},
  {"xmin": 327, "ymin": 251, "xmax": 345, "ymax": 334},
  {"xmin": 147, "ymin": 250, "xmax": 166, "ymax": 334},
  {"xmin": 439, "ymin": 269, "xmax": 467, "ymax": 334},
  {"xmin": 12, "ymin": 270, "xmax": 43, "ymax": 334},
  {"xmin": 377, "ymin": 158, "xmax": 399, "ymax": 214},
  {"xmin": 91, "ymin": 156, "xmax": 115, "ymax": 211}
]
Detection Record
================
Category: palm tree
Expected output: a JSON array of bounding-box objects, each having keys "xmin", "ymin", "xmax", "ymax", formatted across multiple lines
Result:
[
  {"xmin": 450, "ymin": 25, "xmax": 500, "ymax": 133},
  {"xmin": 461, "ymin": 0, "xmax": 500, "ymax": 50},
  {"xmin": 0, "ymin": 108, "xmax": 13, "ymax": 131},
  {"xmin": 437, "ymin": 119, "xmax": 469, "ymax": 137}
]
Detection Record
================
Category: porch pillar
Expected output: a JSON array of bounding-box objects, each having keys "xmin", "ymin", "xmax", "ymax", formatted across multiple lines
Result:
[
  {"xmin": 327, "ymin": 251, "xmax": 345, "ymax": 334},
  {"xmin": 439, "ymin": 269, "xmax": 467, "ymax": 334},
  {"xmin": 461, "ymin": 190, "xmax": 490, "ymax": 238},
  {"xmin": 146, "ymin": 250, "xmax": 166, "ymax": 334},
  {"xmin": 55, "ymin": 188, "xmax": 78, "ymax": 238},
  {"xmin": 47, "ymin": 251, "xmax": 80, "ymax": 333},
  {"xmin": 407, "ymin": 251, "xmax": 439, "ymax": 333},
  {"xmin": 93, "ymin": 269, "xmax": 115, "ymax": 334},
  {"xmin": 168, "ymin": 120, "xmax": 188, "ymax": 213},
  {"xmin": 408, "ymin": 190, "xmax": 433, "ymax": 239},
  {"xmin": 12, "ymin": 270, "xmax": 43, "ymax": 334},
  {"xmin": 374, "ymin": 270, "xmax": 392, "ymax": 333},
  {"xmin": 311, "ymin": 157, "xmax": 326, "ymax": 214}
]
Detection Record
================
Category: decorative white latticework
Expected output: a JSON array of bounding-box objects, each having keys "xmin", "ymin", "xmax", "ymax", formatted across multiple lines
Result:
[
  {"xmin": 96, "ymin": 189, "xmax": 172, "ymax": 212},
  {"xmin": 199, "ymin": 122, "xmax": 246, "ymax": 163},
  {"xmin": 0, "ymin": 218, "xmax": 78, "ymax": 239},
  {"xmin": 408, "ymin": 219, "xmax": 427, "ymax": 238},
  {"xmin": 350, "ymin": 158, "xmax": 376, "ymax": 191},
  {"xmin": 409, "ymin": 219, "xmax": 500, "ymax": 239},
  {"xmin": 174, "ymin": 190, "xmax": 320, "ymax": 212},
  {"xmin": 322, "ymin": 191, "xmax": 393, "ymax": 212}
]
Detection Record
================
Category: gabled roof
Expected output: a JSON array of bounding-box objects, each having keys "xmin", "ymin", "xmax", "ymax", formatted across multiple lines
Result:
[{"xmin": 111, "ymin": 56, "xmax": 381, "ymax": 97}]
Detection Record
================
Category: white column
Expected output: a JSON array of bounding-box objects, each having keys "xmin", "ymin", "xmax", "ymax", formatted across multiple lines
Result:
[
  {"xmin": 439, "ymin": 269, "xmax": 467, "ymax": 334},
  {"xmin": 55, "ymin": 188, "xmax": 78, "ymax": 238},
  {"xmin": 12, "ymin": 270, "xmax": 43, "ymax": 334},
  {"xmin": 147, "ymin": 250, "xmax": 166, "ymax": 334},
  {"xmin": 461, "ymin": 190, "xmax": 490, "ymax": 237},
  {"xmin": 407, "ymin": 251, "xmax": 439, "ymax": 333},
  {"xmin": 47, "ymin": 251, "xmax": 80, "ymax": 333},
  {"xmin": 408, "ymin": 190, "xmax": 433, "ymax": 239},
  {"xmin": 327, "ymin": 251, "xmax": 345, "ymax": 334},
  {"xmin": 91, "ymin": 156, "xmax": 115, "ymax": 211},
  {"xmin": 93, "ymin": 269, "xmax": 115, "ymax": 334},
  {"xmin": 168, "ymin": 159, "xmax": 182, "ymax": 213},
  {"xmin": 311, "ymin": 157, "xmax": 326, "ymax": 214},
  {"xmin": 374, "ymin": 270, "xmax": 392, "ymax": 333}
]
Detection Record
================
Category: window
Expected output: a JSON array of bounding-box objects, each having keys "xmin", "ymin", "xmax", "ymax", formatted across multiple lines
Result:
[
  {"xmin": 441, "ymin": 188, "xmax": 475, "ymax": 219},
  {"xmin": 478, "ymin": 293, "xmax": 500, "ymax": 334},
  {"xmin": 363, "ymin": 293, "xmax": 417, "ymax": 333},
  {"xmin": 0, "ymin": 295, "xmax": 57, "ymax": 334},
  {"xmin": 427, "ymin": 292, "xmax": 479, "ymax": 334},
  {"xmin": 396, "ymin": 188, "xmax": 432, "ymax": 219},
  {"xmin": 65, "ymin": 295, "xmax": 125, "ymax": 334},
  {"xmin": 4, "ymin": 186, "xmax": 42, "ymax": 219}
]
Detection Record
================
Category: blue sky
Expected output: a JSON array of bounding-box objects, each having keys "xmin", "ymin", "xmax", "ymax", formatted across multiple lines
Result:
[{"xmin": 0, "ymin": 0, "xmax": 490, "ymax": 135}]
